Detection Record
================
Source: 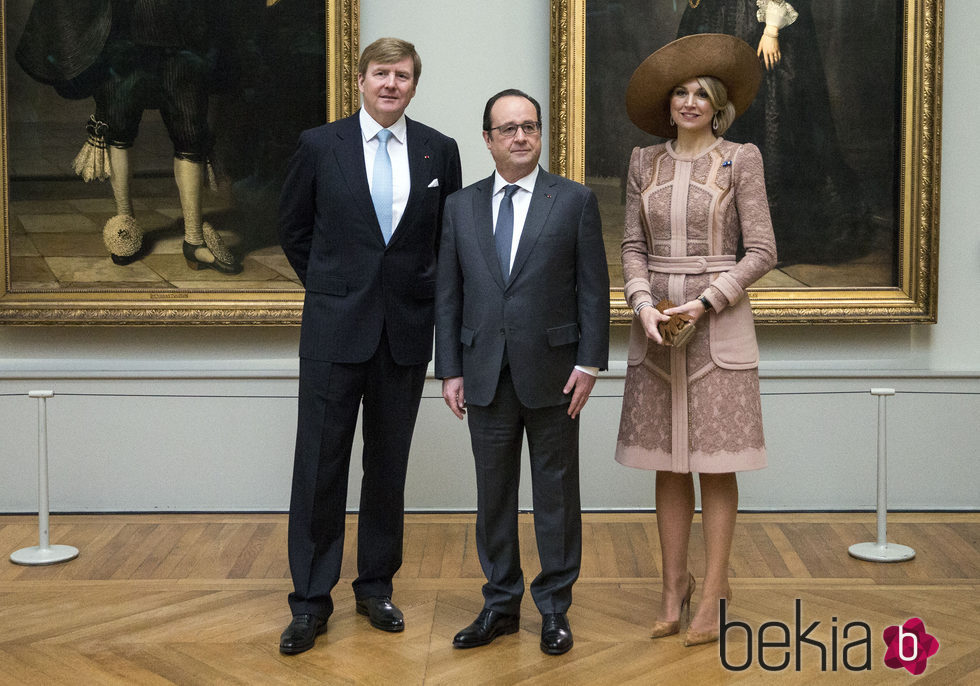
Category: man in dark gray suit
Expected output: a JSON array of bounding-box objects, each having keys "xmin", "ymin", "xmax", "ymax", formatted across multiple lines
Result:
[
  {"xmin": 278, "ymin": 37, "xmax": 461, "ymax": 655},
  {"xmin": 435, "ymin": 89, "xmax": 609, "ymax": 655}
]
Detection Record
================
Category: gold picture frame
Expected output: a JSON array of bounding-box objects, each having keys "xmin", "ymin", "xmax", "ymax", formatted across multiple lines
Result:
[
  {"xmin": 551, "ymin": 0, "xmax": 943, "ymax": 324},
  {"xmin": 0, "ymin": 0, "xmax": 359, "ymax": 324}
]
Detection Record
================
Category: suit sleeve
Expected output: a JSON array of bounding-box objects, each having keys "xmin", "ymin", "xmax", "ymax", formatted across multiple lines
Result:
[
  {"xmin": 434, "ymin": 139, "xmax": 462, "ymax": 257},
  {"xmin": 434, "ymin": 192, "xmax": 464, "ymax": 379},
  {"xmin": 575, "ymin": 189, "xmax": 611, "ymax": 370},
  {"xmin": 278, "ymin": 130, "xmax": 317, "ymax": 286}
]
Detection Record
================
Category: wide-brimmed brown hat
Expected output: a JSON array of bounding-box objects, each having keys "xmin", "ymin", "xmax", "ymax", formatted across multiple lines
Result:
[{"xmin": 626, "ymin": 33, "xmax": 762, "ymax": 138}]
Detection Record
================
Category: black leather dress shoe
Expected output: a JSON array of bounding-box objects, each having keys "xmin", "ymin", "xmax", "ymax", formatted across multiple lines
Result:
[
  {"xmin": 279, "ymin": 614, "xmax": 328, "ymax": 655},
  {"xmin": 452, "ymin": 608, "xmax": 520, "ymax": 649},
  {"xmin": 540, "ymin": 613, "xmax": 573, "ymax": 655},
  {"xmin": 355, "ymin": 596, "xmax": 405, "ymax": 632}
]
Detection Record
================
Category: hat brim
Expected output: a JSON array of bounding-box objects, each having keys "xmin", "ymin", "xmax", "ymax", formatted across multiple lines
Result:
[{"xmin": 626, "ymin": 33, "xmax": 762, "ymax": 139}]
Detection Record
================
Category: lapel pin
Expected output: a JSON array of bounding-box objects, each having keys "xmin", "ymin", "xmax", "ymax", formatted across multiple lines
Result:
[
  {"xmin": 722, "ymin": 160, "xmax": 732, "ymax": 167},
  {"xmin": 545, "ymin": 194, "xmax": 552, "ymax": 198},
  {"xmin": 424, "ymin": 155, "xmax": 430, "ymax": 159}
]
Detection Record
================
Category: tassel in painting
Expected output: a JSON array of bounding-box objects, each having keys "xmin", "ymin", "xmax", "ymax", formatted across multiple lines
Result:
[{"xmin": 72, "ymin": 116, "xmax": 112, "ymax": 182}]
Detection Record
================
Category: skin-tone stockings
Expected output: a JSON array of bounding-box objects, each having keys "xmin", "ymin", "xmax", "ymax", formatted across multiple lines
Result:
[{"xmin": 655, "ymin": 471, "xmax": 737, "ymax": 634}]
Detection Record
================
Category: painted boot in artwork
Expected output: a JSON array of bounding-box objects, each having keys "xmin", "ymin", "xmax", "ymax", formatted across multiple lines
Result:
[{"xmin": 182, "ymin": 222, "xmax": 242, "ymax": 274}]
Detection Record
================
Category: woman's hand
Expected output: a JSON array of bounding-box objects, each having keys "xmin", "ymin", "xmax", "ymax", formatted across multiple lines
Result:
[
  {"xmin": 663, "ymin": 299, "xmax": 708, "ymax": 324},
  {"xmin": 638, "ymin": 306, "xmax": 671, "ymax": 345},
  {"xmin": 757, "ymin": 34, "xmax": 781, "ymax": 71}
]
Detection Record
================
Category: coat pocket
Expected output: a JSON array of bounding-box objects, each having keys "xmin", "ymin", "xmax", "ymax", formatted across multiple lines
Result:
[
  {"xmin": 305, "ymin": 273, "xmax": 347, "ymax": 296},
  {"xmin": 709, "ymin": 296, "xmax": 759, "ymax": 369},
  {"xmin": 460, "ymin": 325, "xmax": 475, "ymax": 347},
  {"xmin": 546, "ymin": 323, "xmax": 580, "ymax": 347},
  {"xmin": 626, "ymin": 317, "xmax": 649, "ymax": 365}
]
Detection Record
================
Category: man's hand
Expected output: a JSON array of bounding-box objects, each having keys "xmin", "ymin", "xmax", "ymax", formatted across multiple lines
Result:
[
  {"xmin": 442, "ymin": 376, "xmax": 466, "ymax": 419},
  {"xmin": 563, "ymin": 369, "xmax": 597, "ymax": 418}
]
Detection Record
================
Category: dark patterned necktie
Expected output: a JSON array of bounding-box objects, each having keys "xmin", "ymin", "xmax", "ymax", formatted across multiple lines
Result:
[{"xmin": 495, "ymin": 184, "xmax": 519, "ymax": 280}]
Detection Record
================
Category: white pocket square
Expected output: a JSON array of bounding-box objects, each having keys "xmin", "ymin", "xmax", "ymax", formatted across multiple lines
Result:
[{"xmin": 427, "ymin": 178, "xmax": 439, "ymax": 188}]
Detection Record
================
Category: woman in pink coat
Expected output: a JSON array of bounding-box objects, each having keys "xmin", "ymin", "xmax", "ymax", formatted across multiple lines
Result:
[{"xmin": 615, "ymin": 34, "xmax": 777, "ymax": 646}]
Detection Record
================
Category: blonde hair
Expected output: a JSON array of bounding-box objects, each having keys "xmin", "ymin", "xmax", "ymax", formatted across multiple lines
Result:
[
  {"xmin": 697, "ymin": 76, "xmax": 736, "ymax": 135},
  {"xmin": 358, "ymin": 37, "xmax": 421, "ymax": 84}
]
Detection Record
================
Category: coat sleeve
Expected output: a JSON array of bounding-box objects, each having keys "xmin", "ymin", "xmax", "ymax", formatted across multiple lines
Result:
[
  {"xmin": 434, "ymin": 192, "xmax": 464, "ymax": 379},
  {"xmin": 278, "ymin": 130, "xmax": 317, "ymax": 286},
  {"xmin": 434, "ymin": 139, "xmax": 462, "ymax": 257},
  {"xmin": 621, "ymin": 146, "xmax": 654, "ymax": 310},
  {"xmin": 575, "ymin": 188, "xmax": 611, "ymax": 370},
  {"xmin": 704, "ymin": 143, "xmax": 777, "ymax": 312}
]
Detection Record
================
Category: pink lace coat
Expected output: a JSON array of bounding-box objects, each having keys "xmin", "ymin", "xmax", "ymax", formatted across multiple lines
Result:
[{"xmin": 615, "ymin": 139, "xmax": 777, "ymax": 473}]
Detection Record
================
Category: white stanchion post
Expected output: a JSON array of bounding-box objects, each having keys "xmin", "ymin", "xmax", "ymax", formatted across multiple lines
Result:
[
  {"xmin": 848, "ymin": 388, "xmax": 915, "ymax": 562},
  {"xmin": 9, "ymin": 391, "xmax": 79, "ymax": 566}
]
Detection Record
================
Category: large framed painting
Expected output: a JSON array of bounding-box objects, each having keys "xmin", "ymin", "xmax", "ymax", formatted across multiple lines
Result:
[
  {"xmin": 0, "ymin": 0, "xmax": 359, "ymax": 324},
  {"xmin": 551, "ymin": 0, "xmax": 943, "ymax": 324}
]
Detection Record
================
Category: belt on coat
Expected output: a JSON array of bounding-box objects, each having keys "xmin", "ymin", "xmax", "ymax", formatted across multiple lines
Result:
[{"xmin": 647, "ymin": 254, "xmax": 736, "ymax": 274}]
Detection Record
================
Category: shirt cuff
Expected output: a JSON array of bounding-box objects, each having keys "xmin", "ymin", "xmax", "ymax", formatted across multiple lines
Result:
[
  {"xmin": 764, "ymin": 1, "xmax": 799, "ymax": 29},
  {"xmin": 574, "ymin": 365, "xmax": 599, "ymax": 377}
]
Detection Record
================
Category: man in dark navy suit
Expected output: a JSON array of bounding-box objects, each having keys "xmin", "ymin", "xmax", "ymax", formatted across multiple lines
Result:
[
  {"xmin": 435, "ymin": 89, "xmax": 609, "ymax": 655},
  {"xmin": 278, "ymin": 37, "xmax": 461, "ymax": 655}
]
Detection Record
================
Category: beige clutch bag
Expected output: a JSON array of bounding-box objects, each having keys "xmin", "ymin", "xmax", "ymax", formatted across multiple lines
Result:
[{"xmin": 656, "ymin": 299, "xmax": 695, "ymax": 348}]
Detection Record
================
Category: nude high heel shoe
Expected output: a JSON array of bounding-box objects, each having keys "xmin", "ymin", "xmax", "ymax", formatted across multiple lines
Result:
[
  {"xmin": 650, "ymin": 573, "xmax": 696, "ymax": 639},
  {"xmin": 683, "ymin": 588, "xmax": 732, "ymax": 647}
]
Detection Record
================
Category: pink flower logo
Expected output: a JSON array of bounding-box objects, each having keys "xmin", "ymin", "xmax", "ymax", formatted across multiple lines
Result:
[{"xmin": 883, "ymin": 618, "xmax": 939, "ymax": 675}]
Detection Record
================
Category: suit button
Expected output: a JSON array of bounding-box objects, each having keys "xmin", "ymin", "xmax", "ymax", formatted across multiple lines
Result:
[{"xmin": 499, "ymin": 328, "xmax": 505, "ymax": 335}]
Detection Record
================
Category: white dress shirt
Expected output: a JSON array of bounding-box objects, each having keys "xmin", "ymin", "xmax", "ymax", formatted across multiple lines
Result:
[
  {"xmin": 491, "ymin": 167, "xmax": 538, "ymax": 272},
  {"xmin": 361, "ymin": 109, "xmax": 410, "ymax": 237},
  {"xmin": 491, "ymin": 167, "xmax": 598, "ymax": 378}
]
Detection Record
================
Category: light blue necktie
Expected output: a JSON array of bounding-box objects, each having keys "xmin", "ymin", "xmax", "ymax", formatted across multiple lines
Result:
[
  {"xmin": 495, "ymin": 184, "xmax": 519, "ymax": 280},
  {"xmin": 372, "ymin": 129, "xmax": 393, "ymax": 244}
]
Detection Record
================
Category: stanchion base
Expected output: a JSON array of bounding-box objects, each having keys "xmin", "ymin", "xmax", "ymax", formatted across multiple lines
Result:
[
  {"xmin": 848, "ymin": 542, "xmax": 915, "ymax": 562},
  {"xmin": 10, "ymin": 545, "xmax": 79, "ymax": 566}
]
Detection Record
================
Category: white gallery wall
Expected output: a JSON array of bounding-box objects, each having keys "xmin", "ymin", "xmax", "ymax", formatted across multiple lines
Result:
[{"xmin": 1, "ymin": 1, "xmax": 977, "ymax": 513}]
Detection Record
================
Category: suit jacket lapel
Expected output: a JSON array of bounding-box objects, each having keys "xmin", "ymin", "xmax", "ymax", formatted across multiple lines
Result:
[
  {"xmin": 333, "ymin": 114, "xmax": 379, "ymax": 236},
  {"xmin": 471, "ymin": 174, "xmax": 505, "ymax": 290},
  {"xmin": 508, "ymin": 167, "xmax": 558, "ymax": 285},
  {"xmin": 389, "ymin": 117, "xmax": 430, "ymax": 248}
]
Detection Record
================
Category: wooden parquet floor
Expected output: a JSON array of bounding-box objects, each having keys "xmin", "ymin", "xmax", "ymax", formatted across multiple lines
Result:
[{"xmin": 1, "ymin": 512, "xmax": 978, "ymax": 685}]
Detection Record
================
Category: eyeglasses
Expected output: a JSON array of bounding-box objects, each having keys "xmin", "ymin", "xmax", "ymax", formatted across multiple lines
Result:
[{"xmin": 487, "ymin": 121, "xmax": 542, "ymax": 138}]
